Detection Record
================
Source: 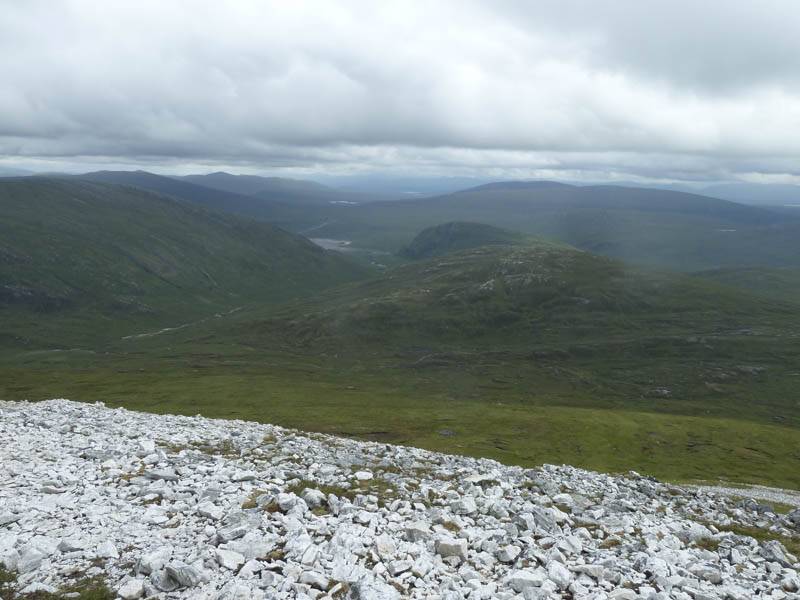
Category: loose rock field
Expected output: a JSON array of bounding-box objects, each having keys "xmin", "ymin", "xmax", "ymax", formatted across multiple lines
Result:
[{"xmin": 1, "ymin": 399, "xmax": 799, "ymax": 599}]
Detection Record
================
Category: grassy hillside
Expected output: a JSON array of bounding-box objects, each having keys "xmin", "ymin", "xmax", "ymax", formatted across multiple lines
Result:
[
  {"xmin": 398, "ymin": 221, "xmax": 564, "ymax": 260},
  {"xmin": 234, "ymin": 244, "xmax": 797, "ymax": 351},
  {"xmin": 0, "ymin": 178, "xmax": 371, "ymax": 353},
  {"xmin": 8, "ymin": 243, "xmax": 791, "ymax": 486}
]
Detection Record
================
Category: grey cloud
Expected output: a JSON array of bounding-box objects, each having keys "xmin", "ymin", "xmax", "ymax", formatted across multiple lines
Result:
[{"xmin": 2, "ymin": 1, "xmax": 800, "ymax": 182}]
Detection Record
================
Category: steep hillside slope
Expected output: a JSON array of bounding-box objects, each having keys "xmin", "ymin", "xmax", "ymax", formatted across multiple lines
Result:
[
  {"xmin": 74, "ymin": 170, "xmax": 343, "ymax": 233},
  {"xmin": 0, "ymin": 178, "xmax": 371, "ymax": 351}
]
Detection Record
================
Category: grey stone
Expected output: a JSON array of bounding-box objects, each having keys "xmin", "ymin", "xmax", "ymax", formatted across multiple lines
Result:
[
  {"xmin": 216, "ymin": 548, "xmax": 245, "ymax": 570},
  {"xmin": 231, "ymin": 470, "xmax": 257, "ymax": 482},
  {"xmin": 150, "ymin": 569, "xmax": 180, "ymax": 592},
  {"xmin": 531, "ymin": 506, "xmax": 559, "ymax": 534},
  {"xmin": 435, "ymin": 537, "xmax": 468, "ymax": 562},
  {"xmin": 347, "ymin": 576, "xmax": 401, "ymax": 600},
  {"xmin": 507, "ymin": 569, "xmax": 547, "ymax": 592},
  {"xmin": 299, "ymin": 570, "xmax": 329, "ymax": 589},
  {"xmin": 216, "ymin": 523, "xmax": 249, "ymax": 544},
  {"xmin": 276, "ymin": 493, "xmax": 297, "ymax": 512},
  {"xmin": 761, "ymin": 540, "xmax": 795, "ymax": 568},
  {"xmin": 145, "ymin": 469, "xmax": 179, "ymax": 482},
  {"xmin": 96, "ymin": 540, "xmax": 119, "ymax": 559},
  {"xmin": 388, "ymin": 560, "xmax": 411, "ymax": 576},
  {"xmin": 238, "ymin": 559, "xmax": 263, "ymax": 577},
  {"xmin": 20, "ymin": 583, "xmax": 59, "ymax": 595},
  {"xmin": 58, "ymin": 538, "xmax": 87, "ymax": 553},
  {"xmin": 197, "ymin": 501, "xmax": 224, "ymax": 521},
  {"xmin": 787, "ymin": 508, "xmax": 800, "ymax": 526},
  {"xmin": 136, "ymin": 546, "xmax": 173, "ymax": 575},
  {"xmin": 165, "ymin": 561, "xmax": 203, "ymax": 587},
  {"xmin": 301, "ymin": 488, "xmax": 326, "ymax": 509},
  {"xmin": 117, "ymin": 579, "xmax": 145, "ymax": 600},
  {"xmin": 548, "ymin": 561, "xmax": 572, "ymax": 589},
  {"xmin": 0, "ymin": 513, "xmax": 21, "ymax": 526},
  {"xmin": 451, "ymin": 496, "xmax": 477, "ymax": 515},
  {"xmin": 1, "ymin": 548, "xmax": 19, "ymax": 571},
  {"xmin": 17, "ymin": 548, "xmax": 43, "ymax": 574},
  {"xmin": 496, "ymin": 545, "xmax": 521, "ymax": 563},
  {"xmin": 405, "ymin": 521, "xmax": 431, "ymax": 542}
]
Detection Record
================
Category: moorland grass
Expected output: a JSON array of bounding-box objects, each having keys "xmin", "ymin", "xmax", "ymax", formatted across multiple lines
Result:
[{"xmin": 3, "ymin": 354, "xmax": 799, "ymax": 490}]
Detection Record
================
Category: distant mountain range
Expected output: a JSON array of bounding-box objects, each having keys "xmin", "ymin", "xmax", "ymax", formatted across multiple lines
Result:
[
  {"xmin": 7, "ymin": 169, "xmax": 799, "ymax": 273},
  {"xmin": 301, "ymin": 180, "xmax": 800, "ymax": 271},
  {"xmin": 178, "ymin": 172, "xmax": 377, "ymax": 204},
  {"xmin": 699, "ymin": 182, "xmax": 800, "ymax": 206}
]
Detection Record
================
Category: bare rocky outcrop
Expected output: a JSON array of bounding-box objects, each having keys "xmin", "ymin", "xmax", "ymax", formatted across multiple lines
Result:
[{"xmin": 1, "ymin": 399, "xmax": 799, "ymax": 599}]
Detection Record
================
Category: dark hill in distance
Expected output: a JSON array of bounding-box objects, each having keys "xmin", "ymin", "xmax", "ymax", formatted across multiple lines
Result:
[
  {"xmin": 434, "ymin": 182, "xmax": 780, "ymax": 224},
  {"xmin": 179, "ymin": 172, "xmax": 367, "ymax": 205},
  {"xmin": 0, "ymin": 178, "xmax": 372, "ymax": 353},
  {"xmin": 701, "ymin": 182, "xmax": 800, "ymax": 206},
  {"xmin": 60, "ymin": 174, "xmax": 800, "ymax": 275},
  {"xmin": 398, "ymin": 221, "xmax": 565, "ymax": 260},
  {"xmin": 467, "ymin": 180, "xmax": 573, "ymax": 192},
  {"xmin": 305, "ymin": 181, "xmax": 800, "ymax": 272},
  {"xmin": 71, "ymin": 170, "xmax": 359, "ymax": 233},
  {"xmin": 72, "ymin": 170, "xmax": 288, "ymax": 221}
]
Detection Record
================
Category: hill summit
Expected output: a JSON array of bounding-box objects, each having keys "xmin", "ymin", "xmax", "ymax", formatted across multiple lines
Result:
[{"xmin": 398, "ymin": 222, "xmax": 560, "ymax": 260}]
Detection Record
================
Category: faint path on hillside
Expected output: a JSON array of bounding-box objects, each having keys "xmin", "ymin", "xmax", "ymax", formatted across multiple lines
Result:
[{"xmin": 121, "ymin": 306, "xmax": 243, "ymax": 340}]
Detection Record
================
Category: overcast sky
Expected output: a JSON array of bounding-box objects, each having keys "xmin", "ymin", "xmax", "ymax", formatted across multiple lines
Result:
[{"xmin": 3, "ymin": 0, "xmax": 800, "ymax": 183}]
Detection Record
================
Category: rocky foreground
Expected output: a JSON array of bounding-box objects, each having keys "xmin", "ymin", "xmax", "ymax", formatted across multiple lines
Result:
[{"xmin": 1, "ymin": 400, "xmax": 800, "ymax": 600}]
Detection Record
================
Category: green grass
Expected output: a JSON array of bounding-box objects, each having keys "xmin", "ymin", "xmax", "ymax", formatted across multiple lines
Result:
[{"xmin": 4, "ymin": 349, "xmax": 800, "ymax": 489}]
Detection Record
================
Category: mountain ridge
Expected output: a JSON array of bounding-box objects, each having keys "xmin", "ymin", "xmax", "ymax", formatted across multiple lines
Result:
[{"xmin": 0, "ymin": 177, "xmax": 372, "ymax": 352}]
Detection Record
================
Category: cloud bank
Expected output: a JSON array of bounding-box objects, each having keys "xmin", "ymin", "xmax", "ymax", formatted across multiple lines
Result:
[{"xmin": 3, "ymin": 0, "xmax": 800, "ymax": 181}]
